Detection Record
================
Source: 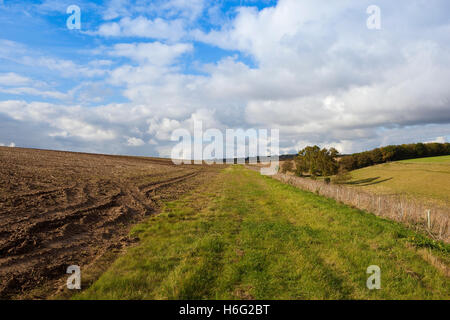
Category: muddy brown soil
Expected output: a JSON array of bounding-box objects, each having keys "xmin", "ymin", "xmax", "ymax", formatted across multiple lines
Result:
[{"xmin": 0, "ymin": 147, "xmax": 221, "ymax": 299}]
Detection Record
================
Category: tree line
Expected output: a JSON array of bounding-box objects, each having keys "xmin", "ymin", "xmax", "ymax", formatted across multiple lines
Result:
[
  {"xmin": 281, "ymin": 142, "xmax": 450, "ymax": 178},
  {"xmin": 339, "ymin": 142, "xmax": 450, "ymax": 171}
]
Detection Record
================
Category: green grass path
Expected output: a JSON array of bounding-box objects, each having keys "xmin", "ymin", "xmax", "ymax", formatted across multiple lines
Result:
[{"xmin": 75, "ymin": 166, "xmax": 449, "ymax": 300}]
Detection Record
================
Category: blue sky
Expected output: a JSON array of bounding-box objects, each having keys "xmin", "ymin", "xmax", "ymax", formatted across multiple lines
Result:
[
  {"xmin": 0, "ymin": 0, "xmax": 449, "ymax": 156},
  {"xmin": 0, "ymin": 1, "xmax": 264, "ymax": 104}
]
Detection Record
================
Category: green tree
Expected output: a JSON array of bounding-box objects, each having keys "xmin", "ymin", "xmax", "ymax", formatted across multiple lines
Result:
[
  {"xmin": 295, "ymin": 146, "xmax": 339, "ymax": 177},
  {"xmin": 370, "ymin": 148, "xmax": 383, "ymax": 164},
  {"xmin": 281, "ymin": 160, "xmax": 294, "ymax": 173}
]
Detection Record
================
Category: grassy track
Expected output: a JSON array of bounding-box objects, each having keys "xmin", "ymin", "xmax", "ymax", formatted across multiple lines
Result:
[
  {"xmin": 75, "ymin": 166, "xmax": 449, "ymax": 300},
  {"xmin": 348, "ymin": 156, "xmax": 450, "ymax": 207}
]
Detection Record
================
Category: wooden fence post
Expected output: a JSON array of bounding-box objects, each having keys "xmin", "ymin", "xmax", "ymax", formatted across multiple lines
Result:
[
  {"xmin": 426, "ymin": 209, "xmax": 431, "ymax": 230},
  {"xmin": 400, "ymin": 202, "xmax": 403, "ymax": 220},
  {"xmin": 378, "ymin": 197, "xmax": 381, "ymax": 213}
]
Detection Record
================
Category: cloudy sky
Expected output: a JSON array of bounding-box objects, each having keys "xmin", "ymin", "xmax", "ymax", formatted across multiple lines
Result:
[{"xmin": 0, "ymin": 0, "xmax": 449, "ymax": 157}]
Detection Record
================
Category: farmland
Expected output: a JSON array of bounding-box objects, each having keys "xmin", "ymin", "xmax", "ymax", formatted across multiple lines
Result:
[
  {"xmin": 347, "ymin": 155, "xmax": 450, "ymax": 208},
  {"xmin": 1, "ymin": 148, "xmax": 449, "ymax": 300},
  {"xmin": 76, "ymin": 166, "xmax": 449, "ymax": 300},
  {"xmin": 0, "ymin": 147, "xmax": 220, "ymax": 299}
]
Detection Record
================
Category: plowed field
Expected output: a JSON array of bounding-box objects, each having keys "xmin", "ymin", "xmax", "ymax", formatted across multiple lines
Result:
[{"xmin": 0, "ymin": 147, "xmax": 219, "ymax": 299}]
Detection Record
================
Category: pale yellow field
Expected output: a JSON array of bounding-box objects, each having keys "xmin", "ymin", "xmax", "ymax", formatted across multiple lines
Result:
[{"xmin": 348, "ymin": 156, "xmax": 450, "ymax": 208}]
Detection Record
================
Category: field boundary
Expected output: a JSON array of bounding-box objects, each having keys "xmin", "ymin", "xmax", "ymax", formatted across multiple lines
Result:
[{"xmin": 246, "ymin": 166, "xmax": 449, "ymax": 243}]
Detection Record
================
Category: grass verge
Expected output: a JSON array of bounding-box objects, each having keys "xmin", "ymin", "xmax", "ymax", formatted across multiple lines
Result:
[{"xmin": 74, "ymin": 166, "xmax": 449, "ymax": 299}]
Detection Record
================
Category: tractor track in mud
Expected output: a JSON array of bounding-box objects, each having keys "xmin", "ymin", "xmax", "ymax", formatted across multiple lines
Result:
[{"xmin": 0, "ymin": 147, "xmax": 221, "ymax": 299}]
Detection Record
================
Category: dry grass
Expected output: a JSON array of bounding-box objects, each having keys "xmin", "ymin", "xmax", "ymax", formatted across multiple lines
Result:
[
  {"xmin": 348, "ymin": 156, "xmax": 450, "ymax": 208},
  {"xmin": 258, "ymin": 156, "xmax": 450, "ymax": 242},
  {"xmin": 249, "ymin": 167, "xmax": 449, "ymax": 243},
  {"xmin": 417, "ymin": 248, "xmax": 449, "ymax": 278}
]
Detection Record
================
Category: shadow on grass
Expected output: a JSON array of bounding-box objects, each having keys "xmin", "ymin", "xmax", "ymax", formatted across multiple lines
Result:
[{"xmin": 345, "ymin": 176, "xmax": 393, "ymax": 186}]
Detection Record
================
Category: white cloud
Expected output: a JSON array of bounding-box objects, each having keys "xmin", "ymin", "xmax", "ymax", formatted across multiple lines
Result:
[
  {"xmin": 0, "ymin": 87, "xmax": 69, "ymax": 100},
  {"xmin": 1, "ymin": 0, "xmax": 450, "ymax": 156},
  {"xmin": 156, "ymin": 0, "xmax": 206, "ymax": 21},
  {"xmin": 0, "ymin": 39, "xmax": 27, "ymax": 58},
  {"xmin": 83, "ymin": 0, "xmax": 450, "ymax": 154},
  {"xmin": 0, "ymin": 73, "xmax": 31, "ymax": 86},
  {"xmin": 148, "ymin": 117, "xmax": 181, "ymax": 141},
  {"xmin": 30, "ymin": 57, "xmax": 107, "ymax": 78},
  {"xmin": 95, "ymin": 16, "xmax": 186, "ymax": 41},
  {"xmin": 0, "ymin": 100, "xmax": 116, "ymax": 142},
  {"xmin": 0, "ymin": 142, "xmax": 15, "ymax": 147},
  {"xmin": 111, "ymin": 42, "xmax": 192, "ymax": 66},
  {"xmin": 88, "ymin": 59, "xmax": 114, "ymax": 67},
  {"xmin": 50, "ymin": 117, "xmax": 117, "ymax": 141},
  {"xmin": 126, "ymin": 136, "xmax": 145, "ymax": 146},
  {"xmin": 102, "ymin": 0, "xmax": 130, "ymax": 20},
  {"xmin": 101, "ymin": 0, "xmax": 206, "ymax": 21},
  {"xmin": 0, "ymin": 40, "xmax": 108, "ymax": 79},
  {"xmin": 188, "ymin": 0, "xmax": 450, "ymax": 153},
  {"xmin": 427, "ymin": 136, "xmax": 447, "ymax": 143}
]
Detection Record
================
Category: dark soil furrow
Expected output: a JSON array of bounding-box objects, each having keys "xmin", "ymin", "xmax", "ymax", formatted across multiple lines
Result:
[{"xmin": 0, "ymin": 146, "xmax": 222, "ymax": 299}]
